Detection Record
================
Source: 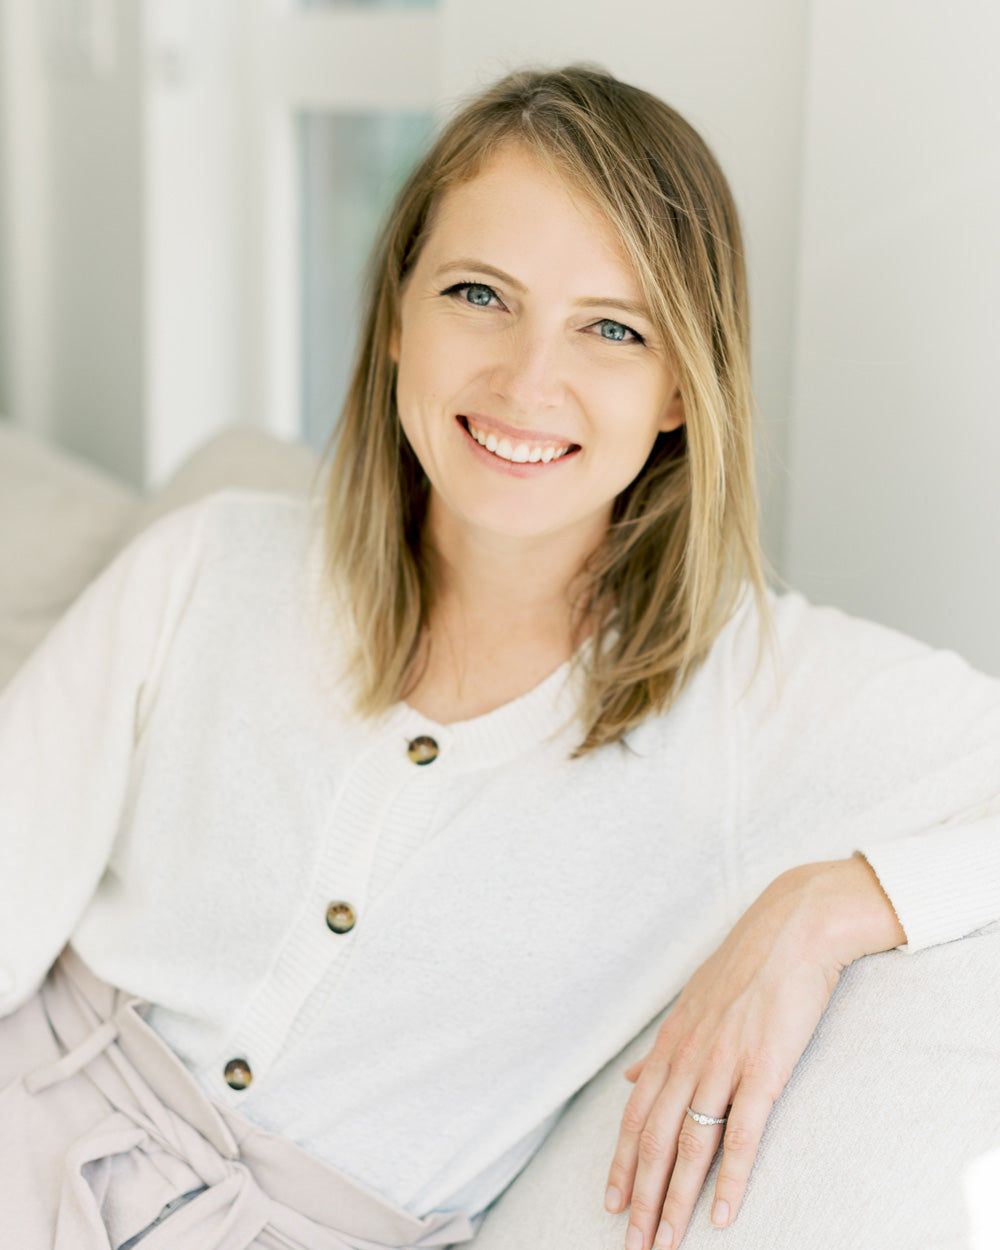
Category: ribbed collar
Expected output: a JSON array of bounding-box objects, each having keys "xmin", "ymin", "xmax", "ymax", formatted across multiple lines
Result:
[{"xmin": 376, "ymin": 651, "xmax": 585, "ymax": 773}]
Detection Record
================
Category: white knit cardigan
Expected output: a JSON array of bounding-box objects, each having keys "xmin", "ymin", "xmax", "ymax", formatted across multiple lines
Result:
[{"xmin": 2, "ymin": 491, "xmax": 998, "ymax": 1217}]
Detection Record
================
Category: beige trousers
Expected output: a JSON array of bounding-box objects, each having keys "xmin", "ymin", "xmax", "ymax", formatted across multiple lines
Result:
[{"xmin": 0, "ymin": 948, "xmax": 475, "ymax": 1250}]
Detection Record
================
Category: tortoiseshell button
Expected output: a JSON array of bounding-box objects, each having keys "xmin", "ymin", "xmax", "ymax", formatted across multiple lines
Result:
[
  {"xmin": 224, "ymin": 1058, "xmax": 252, "ymax": 1090},
  {"xmin": 406, "ymin": 735, "xmax": 439, "ymax": 765},
  {"xmin": 326, "ymin": 901, "xmax": 357, "ymax": 934}
]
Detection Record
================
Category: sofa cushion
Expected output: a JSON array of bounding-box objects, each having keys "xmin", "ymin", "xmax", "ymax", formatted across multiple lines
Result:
[
  {"xmin": 120, "ymin": 427, "xmax": 322, "ymax": 549},
  {"xmin": 0, "ymin": 421, "xmax": 141, "ymax": 688}
]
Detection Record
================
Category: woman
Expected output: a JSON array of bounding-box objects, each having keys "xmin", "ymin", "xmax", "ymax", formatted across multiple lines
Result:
[{"xmin": 1, "ymin": 66, "xmax": 998, "ymax": 1250}]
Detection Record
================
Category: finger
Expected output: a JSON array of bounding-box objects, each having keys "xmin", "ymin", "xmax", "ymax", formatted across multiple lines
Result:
[
  {"xmin": 624, "ymin": 1058, "xmax": 646, "ymax": 1082},
  {"xmin": 622, "ymin": 1086, "xmax": 687, "ymax": 1250},
  {"xmin": 652, "ymin": 1077, "xmax": 730, "ymax": 1249},
  {"xmin": 604, "ymin": 1054, "xmax": 670, "ymax": 1215},
  {"xmin": 710, "ymin": 1075, "xmax": 777, "ymax": 1229}
]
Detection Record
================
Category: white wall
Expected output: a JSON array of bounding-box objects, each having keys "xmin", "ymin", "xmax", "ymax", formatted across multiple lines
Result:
[
  {"xmin": 0, "ymin": 4, "xmax": 9, "ymax": 420},
  {"xmin": 441, "ymin": 0, "xmax": 811, "ymax": 566},
  {"xmin": 46, "ymin": 0, "xmax": 146, "ymax": 483},
  {"xmin": 0, "ymin": 0, "xmax": 245, "ymax": 488},
  {"xmin": 0, "ymin": 0, "xmax": 146, "ymax": 481},
  {"xmin": 786, "ymin": 0, "xmax": 1000, "ymax": 675},
  {"xmin": 144, "ymin": 0, "xmax": 243, "ymax": 486},
  {"xmin": 0, "ymin": 0, "xmax": 53, "ymax": 440}
]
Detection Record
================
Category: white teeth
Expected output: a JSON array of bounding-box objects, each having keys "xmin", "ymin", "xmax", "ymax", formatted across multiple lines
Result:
[{"xmin": 466, "ymin": 420, "xmax": 572, "ymax": 464}]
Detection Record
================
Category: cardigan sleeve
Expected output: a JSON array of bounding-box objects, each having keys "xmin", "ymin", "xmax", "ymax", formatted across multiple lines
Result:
[
  {"xmin": 0, "ymin": 501, "xmax": 212, "ymax": 1015},
  {"xmin": 733, "ymin": 590, "xmax": 1000, "ymax": 953}
]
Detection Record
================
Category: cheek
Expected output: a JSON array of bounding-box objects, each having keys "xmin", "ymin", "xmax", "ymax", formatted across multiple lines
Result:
[
  {"xmin": 595, "ymin": 375, "xmax": 669, "ymax": 449},
  {"xmin": 394, "ymin": 340, "xmax": 457, "ymax": 470},
  {"xmin": 396, "ymin": 324, "xmax": 455, "ymax": 416},
  {"xmin": 394, "ymin": 347, "xmax": 432, "ymax": 428}
]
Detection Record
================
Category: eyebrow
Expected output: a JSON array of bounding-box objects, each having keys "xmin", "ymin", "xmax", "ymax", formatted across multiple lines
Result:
[{"xmin": 433, "ymin": 258, "xmax": 653, "ymax": 321}]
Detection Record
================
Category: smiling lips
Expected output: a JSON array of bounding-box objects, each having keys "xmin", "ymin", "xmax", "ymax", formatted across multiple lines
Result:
[{"xmin": 461, "ymin": 415, "xmax": 577, "ymax": 465}]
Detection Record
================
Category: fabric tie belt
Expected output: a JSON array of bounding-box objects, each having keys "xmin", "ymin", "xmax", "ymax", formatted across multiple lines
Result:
[{"xmin": 8, "ymin": 947, "xmax": 475, "ymax": 1250}]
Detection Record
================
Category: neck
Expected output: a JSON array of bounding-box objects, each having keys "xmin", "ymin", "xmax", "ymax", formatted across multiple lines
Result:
[
  {"xmin": 426, "ymin": 495, "xmax": 606, "ymax": 640},
  {"xmin": 404, "ymin": 498, "xmax": 606, "ymax": 722}
]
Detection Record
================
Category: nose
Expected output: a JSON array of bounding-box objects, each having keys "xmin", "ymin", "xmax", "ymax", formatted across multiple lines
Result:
[{"xmin": 488, "ymin": 323, "xmax": 566, "ymax": 415}]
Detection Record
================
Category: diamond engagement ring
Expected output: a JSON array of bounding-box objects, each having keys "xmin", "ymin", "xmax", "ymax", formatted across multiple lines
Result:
[{"xmin": 685, "ymin": 1106, "xmax": 727, "ymax": 1126}]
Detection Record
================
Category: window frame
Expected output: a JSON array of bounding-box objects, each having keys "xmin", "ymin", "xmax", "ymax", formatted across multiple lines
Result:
[{"xmin": 242, "ymin": 0, "xmax": 440, "ymax": 441}]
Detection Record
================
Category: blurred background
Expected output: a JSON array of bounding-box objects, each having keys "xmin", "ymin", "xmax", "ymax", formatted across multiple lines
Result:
[{"xmin": 1, "ymin": 0, "xmax": 998, "ymax": 673}]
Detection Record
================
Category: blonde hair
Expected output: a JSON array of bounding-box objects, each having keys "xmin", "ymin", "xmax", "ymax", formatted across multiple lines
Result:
[{"xmin": 323, "ymin": 64, "xmax": 767, "ymax": 753}]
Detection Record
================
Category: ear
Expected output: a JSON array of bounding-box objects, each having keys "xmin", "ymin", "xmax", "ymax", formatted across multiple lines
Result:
[{"xmin": 658, "ymin": 387, "xmax": 685, "ymax": 433}]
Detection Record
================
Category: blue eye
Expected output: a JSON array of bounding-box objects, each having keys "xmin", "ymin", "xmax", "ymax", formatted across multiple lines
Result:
[
  {"xmin": 597, "ymin": 319, "xmax": 643, "ymax": 344},
  {"xmin": 442, "ymin": 281, "xmax": 498, "ymax": 307}
]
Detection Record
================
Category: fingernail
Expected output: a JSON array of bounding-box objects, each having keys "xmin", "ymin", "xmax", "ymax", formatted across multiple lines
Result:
[
  {"xmin": 605, "ymin": 1185, "xmax": 623, "ymax": 1213},
  {"xmin": 626, "ymin": 1224, "xmax": 644, "ymax": 1250},
  {"xmin": 712, "ymin": 1199, "xmax": 730, "ymax": 1227},
  {"xmin": 654, "ymin": 1221, "xmax": 674, "ymax": 1247}
]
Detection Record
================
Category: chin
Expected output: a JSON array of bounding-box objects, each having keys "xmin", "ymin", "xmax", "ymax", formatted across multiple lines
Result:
[{"xmin": 463, "ymin": 499, "xmax": 606, "ymax": 546}]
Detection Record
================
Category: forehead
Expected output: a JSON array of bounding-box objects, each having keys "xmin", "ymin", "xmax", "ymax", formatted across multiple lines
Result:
[{"xmin": 417, "ymin": 144, "xmax": 641, "ymax": 294}]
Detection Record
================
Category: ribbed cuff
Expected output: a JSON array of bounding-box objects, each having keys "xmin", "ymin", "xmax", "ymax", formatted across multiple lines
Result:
[{"xmin": 857, "ymin": 813, "xmax": 1000, "ymax": 953}]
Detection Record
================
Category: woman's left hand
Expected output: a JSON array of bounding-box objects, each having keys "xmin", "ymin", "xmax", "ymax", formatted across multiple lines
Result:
[{"xmin": 604, "ymin": 856, "xmax": 906, "ymax": 1250}]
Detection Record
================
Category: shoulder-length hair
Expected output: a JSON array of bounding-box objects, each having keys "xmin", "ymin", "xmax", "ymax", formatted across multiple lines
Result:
[{"xmin": 322, "ymin": 64, "xmax": 767, "ymax": 753}]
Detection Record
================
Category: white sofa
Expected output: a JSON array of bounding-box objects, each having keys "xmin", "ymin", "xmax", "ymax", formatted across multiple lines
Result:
[{"xmin": 1, "ymin": 421, "xmax": 993, "ymax": 1250}]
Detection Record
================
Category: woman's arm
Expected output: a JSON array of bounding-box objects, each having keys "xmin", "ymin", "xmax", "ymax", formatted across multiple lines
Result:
[
  {"xmin": 739, "ymin": 590, "xmax": 1000, "ymax": 953},
  {"xmin": 605, "ymin": 589, "xmax": 1000, "ymax": 1250},
  {"xmin": 604, "ymin": 856, "xmax": 905, "ymax": 1250},
  {"xmin": 0, "ymin": 501, "xmax": 210, "ymax": 1014}
]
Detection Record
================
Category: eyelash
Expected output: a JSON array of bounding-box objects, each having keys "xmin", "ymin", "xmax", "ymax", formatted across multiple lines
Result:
[{"xmin": 440, "ymin": 281, "xmax": 646, "ymax": 346}]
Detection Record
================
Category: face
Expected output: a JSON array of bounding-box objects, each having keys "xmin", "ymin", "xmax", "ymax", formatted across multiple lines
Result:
[{"xmin": 391, "ymin": 143, "xmax": 685, "ymax": 557}]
